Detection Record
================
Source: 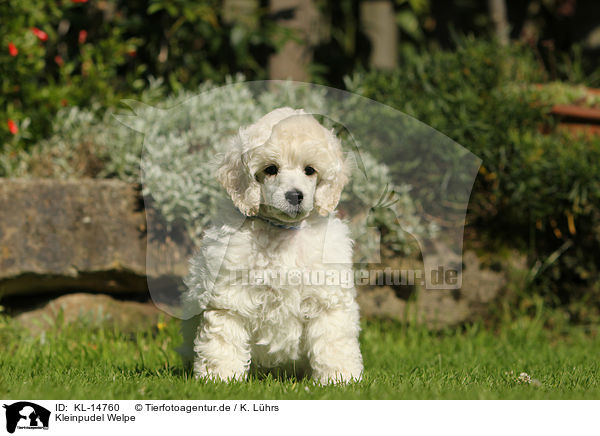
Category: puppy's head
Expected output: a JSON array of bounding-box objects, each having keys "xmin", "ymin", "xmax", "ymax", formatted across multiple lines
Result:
[{"xmin": 217, "ymin": 108, "xmax": 348, "ymax": 223}]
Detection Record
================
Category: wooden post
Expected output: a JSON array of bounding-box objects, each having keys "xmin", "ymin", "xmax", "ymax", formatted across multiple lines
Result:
[
  {"xmin": 360, "ymin": 0, "xmax": 398, "ymax": 70},
  {"xmin": 269, "ymin": 0, "xmax": 320, "ymax": 81},
  {"xmin": 488, "ymin": 0, "xmax": 509, "ymax": 46},
  {"xmin": 223, "ymin": 0, "xmax": 258, "ymax": 25}
]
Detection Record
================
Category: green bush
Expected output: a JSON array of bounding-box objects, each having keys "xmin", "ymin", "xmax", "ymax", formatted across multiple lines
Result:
[
  {"xmin": 347, "ymin": 38, "xmax": 600, "ymax": 322},
  {"xmin": 2, "ymin": 77, "xmax": 429, "ymax": 261},
  {"xmin": 1, "ymin": 0, "xmax": 275, "ymax": 149}
]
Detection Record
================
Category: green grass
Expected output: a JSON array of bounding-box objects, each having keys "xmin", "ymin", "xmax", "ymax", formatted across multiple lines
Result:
[{"xmin": 0, "ymin": 316, "xmax": 599, "ymax": 399}]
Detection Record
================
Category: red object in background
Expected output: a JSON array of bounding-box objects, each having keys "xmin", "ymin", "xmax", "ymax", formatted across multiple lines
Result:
[
  {"xmin": 7, "ymin": 119, "xmax": 18, "ymax": 135},
  {"xmin": 127, "ymin": 50, "xmax": 137, "ymax": 57},
  {"xmin": 78, "ymin": 30, "xmax": 88, "ymax": 44},
  {"xmin": 31, "ymin": 27, "xmax": 48, "ymax": 42},
  {"xmin": 8, "ymin": 42, "xmax": 18, "ymax": 56},
  {"xmin": 60, "ymin": 99, "xmax": 68, "ymax": 107},
  {"xmin": 551, "ymin": 104, "xmax": 600, "ymax": 137},
  {"xmin": 54, "ymin": 55, "xmax": 64, "ymax": 67},
  {"xmin": 536, "ymin": 85, "xmax": 600, "ymax": 138},
  {"xmin": 551, "ymin": 104, "xmax": 600, "ymax": 121},
  {"xmin": 71, "ymin": 0, "xmax": 88, "ymax": 3}
]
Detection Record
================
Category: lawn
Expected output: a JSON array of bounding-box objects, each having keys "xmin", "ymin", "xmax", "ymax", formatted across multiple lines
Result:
[{"xmin": 0, "ymin": 316, "xmax": 598, "ymax": 400}]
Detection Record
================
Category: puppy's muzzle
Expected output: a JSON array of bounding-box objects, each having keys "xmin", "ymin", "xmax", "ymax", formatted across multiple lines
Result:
[{"xmin": 285, "ymin": 189, "xmax": 304, "ymax": 206}]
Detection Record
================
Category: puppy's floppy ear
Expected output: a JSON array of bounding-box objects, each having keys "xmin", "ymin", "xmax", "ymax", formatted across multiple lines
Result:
[
  {"xmin": 315, "ymin": 130, "xmax": 349, "ymax": 215},
  {"xmin": 216, "ymin": 139, "xmax": 261, "ymax": 216}
]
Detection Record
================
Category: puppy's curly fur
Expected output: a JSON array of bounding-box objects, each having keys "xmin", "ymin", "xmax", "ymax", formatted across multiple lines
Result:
[{"xmin": 179, "ymin": 108, "xmax": 363, "ymax": 384}]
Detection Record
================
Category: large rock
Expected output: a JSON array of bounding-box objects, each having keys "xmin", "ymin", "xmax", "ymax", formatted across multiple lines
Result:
[
  {"xmin": 0, "ymin": 179, "xmax": 188, "ymax": 298},
  {"xmin": 15, "ymin": 293, "xmax": 170, "ymax": 334},
  {"xmin": 356, "ymin": 249, "xmax": 526, "ymax": 327},
  {"xmin": 0, "ymin": 178, "xmax": 514, "ymax": 327}
]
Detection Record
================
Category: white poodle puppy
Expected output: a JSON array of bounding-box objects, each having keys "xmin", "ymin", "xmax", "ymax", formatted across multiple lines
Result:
[{"xmin": 179, "ymin": 107, "xmax": 363, "ymax": 384}]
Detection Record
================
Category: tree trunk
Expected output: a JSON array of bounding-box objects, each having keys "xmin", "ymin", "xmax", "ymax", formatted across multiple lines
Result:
[
  {"xmin": 269, "ymin": 0, "xmax": 320, "ymax": 81},
  {"xmin": 223, "ymin": 0, "xmax": 258, "ymax": 25},
  {"xmin": 360, "ymin": 0, "xmax": 398, "ymax": 70},
  {"xmin": 488, "ymin": 0, "xmax": 509, "ymax": 46}
]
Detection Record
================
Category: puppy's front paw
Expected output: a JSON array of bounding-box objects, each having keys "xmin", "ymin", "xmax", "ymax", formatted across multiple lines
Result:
[
  {"xmin": 313, "ymin": 369, "xmax": 363, "ymax": 385},
  {"xmin": 194, "ymin": 361, "xmax": 248, "ymax": 383}
]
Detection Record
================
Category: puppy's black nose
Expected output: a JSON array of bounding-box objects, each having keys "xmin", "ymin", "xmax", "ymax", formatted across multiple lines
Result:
[{"xmin": 285, "ymin": 189, "xmax": 303, "ymax": 206}]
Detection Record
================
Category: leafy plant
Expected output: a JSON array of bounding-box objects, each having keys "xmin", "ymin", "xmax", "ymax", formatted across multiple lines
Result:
[
  {"xmin": 2, "ymin": 77, "xmax": 429, "ymax": 260},
  {"xmin": 347, "ymin": 38, "xmax": 600, "ymax": 322},
  {"xmin": 0, "ymin": 0, "xmax": 276, "ymax": 149}
]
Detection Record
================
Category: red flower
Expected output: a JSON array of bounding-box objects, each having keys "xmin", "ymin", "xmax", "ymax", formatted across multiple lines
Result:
[
  {"xmin": 78, "ymin": 30, "xmax": 87, "ymax": 44},
  {"xmin": 7, "ymin": 119, "xmax": 18, "ymax": 135},
  {"xmin": 54, "ymin": 55, "xmax": 64, "ymax": 67},
  {"xmin": 31, "ymin": 27, "xmax": 48, "ymax": 42},
  {"xmin": 127, "ymin": 50, "xmax": 137, "ymax": 57},
  {"xmin": 8, "ymin": 42, "xmax": 18, "ymax": 57}
]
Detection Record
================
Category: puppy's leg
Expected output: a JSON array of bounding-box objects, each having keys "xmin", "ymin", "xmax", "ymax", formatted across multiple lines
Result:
[
  {"xmin": 305, "ymin": 303, "xmax": 363, "ymax": 384},
  {"xmin": 194, "ymin": 309, "xmax": 250, "ymax": 382}
]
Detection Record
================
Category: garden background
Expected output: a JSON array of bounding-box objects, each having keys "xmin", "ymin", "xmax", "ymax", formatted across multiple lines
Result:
[{"xmin": 1, "ymin": 0, "xmax": 600, "ymax": 399}]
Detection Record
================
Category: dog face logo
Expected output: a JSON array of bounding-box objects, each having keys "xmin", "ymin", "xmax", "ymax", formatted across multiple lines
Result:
[{"xmin": 3, "ymin": 402, "xmax": 50, "ymax": 433}]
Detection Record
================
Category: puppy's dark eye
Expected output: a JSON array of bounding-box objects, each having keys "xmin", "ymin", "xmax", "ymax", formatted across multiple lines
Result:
[
  {"xmin": 264, "ymin": 165, "xmax": 278, "ymax": 175},
  {"xmin": 304, "ymin": 166, "xmax": 316, "ymax": 176}
]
